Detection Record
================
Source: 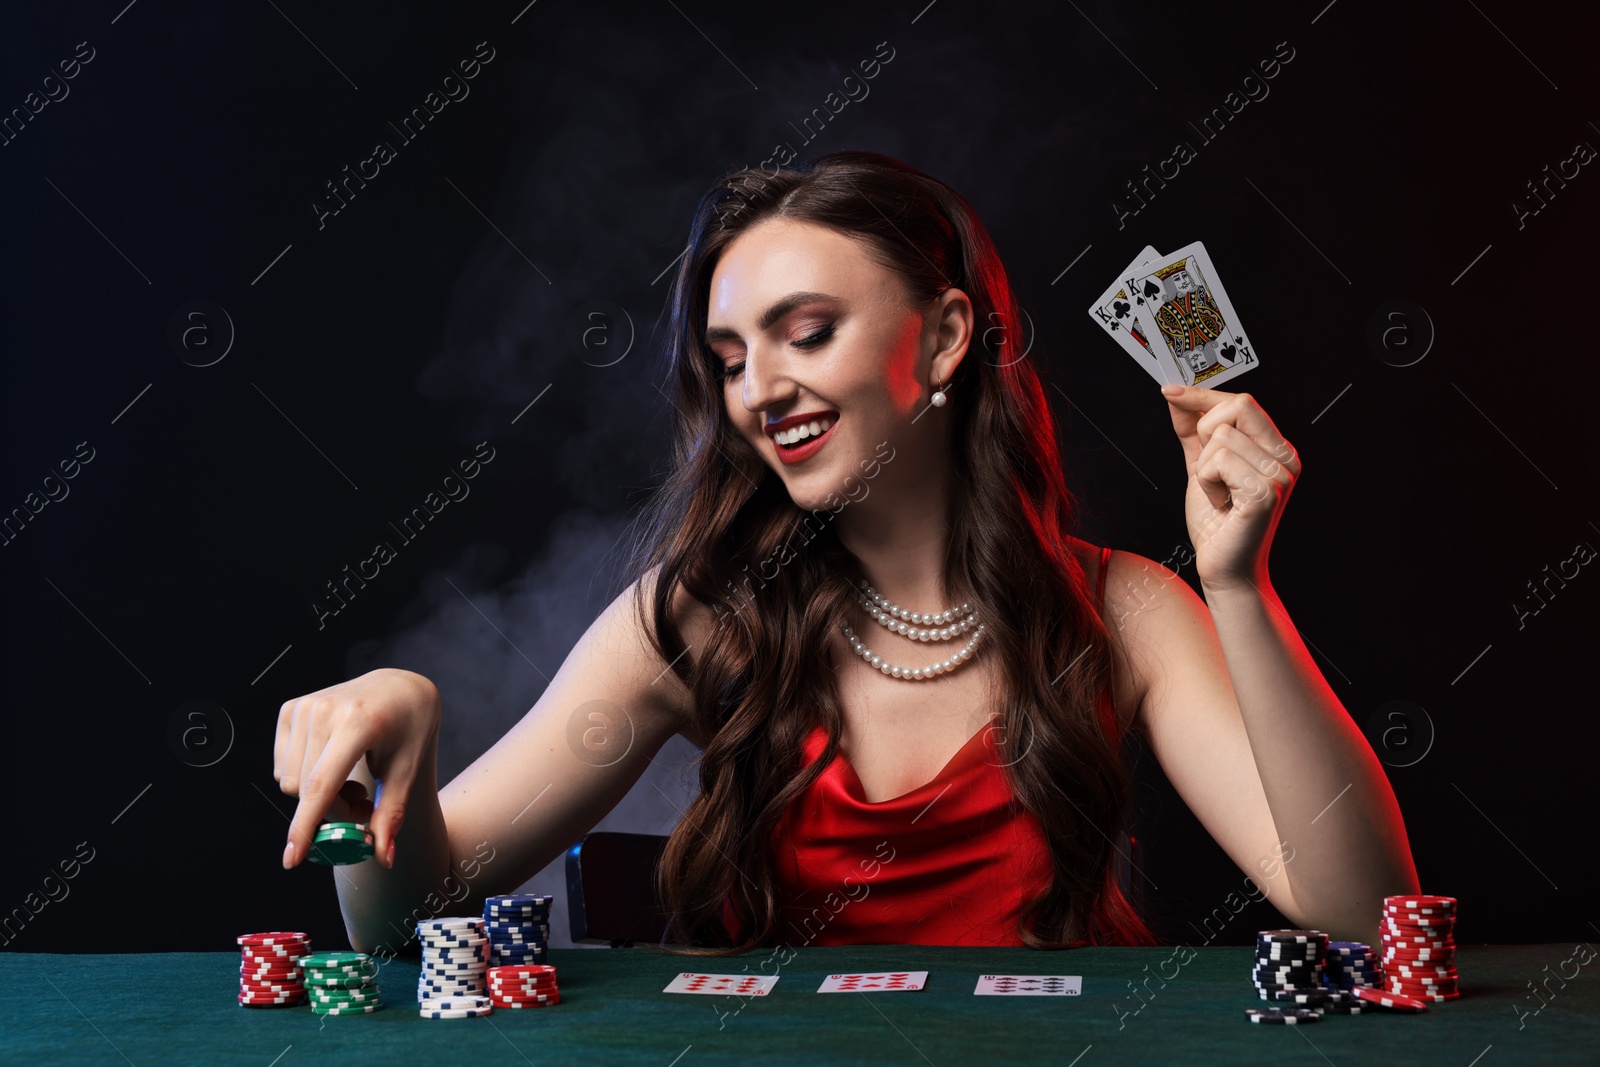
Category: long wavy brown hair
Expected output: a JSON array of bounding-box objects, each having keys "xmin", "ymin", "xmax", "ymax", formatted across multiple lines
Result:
[{"xmin": 624, "ymin": 150, "xmax": 1156, "ymax": 953}]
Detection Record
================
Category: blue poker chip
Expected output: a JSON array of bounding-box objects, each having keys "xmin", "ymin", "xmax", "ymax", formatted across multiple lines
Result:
[{"xmin": 485, "ymin": 894, "xmax": 553, "ymax": 908}]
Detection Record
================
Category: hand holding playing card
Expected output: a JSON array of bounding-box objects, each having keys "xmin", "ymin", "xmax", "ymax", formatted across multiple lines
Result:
[{"xmin": 1160, "ymin": 386, "xmax": 1300, "ymax": 594}]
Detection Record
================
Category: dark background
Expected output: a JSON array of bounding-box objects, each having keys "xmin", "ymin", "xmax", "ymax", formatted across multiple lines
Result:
[{"xmin": 2, "ymin": 1, "xmax": 1594, "ymax": 954}]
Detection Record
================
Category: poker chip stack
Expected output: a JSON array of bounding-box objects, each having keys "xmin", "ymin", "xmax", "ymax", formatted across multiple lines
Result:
[
  {"xmin": 486, "ymin": 963, "xmax": 561, "ymax": 1010},
  {"xmin": 483, "ymin": 893, "xmax": 552, "ymax": 968},
  {"xmin": 416, "ymin": 917, "xmax": 490, "ymax": 1005},
  {"xmin": 303, "ymin": 951, "xmax": 383, "ymax": 1015},
  {"xmin": 1381, "ymin": 894, "xmax": 1459, "ymax": 1003},
  {"xmin": 305, "ymin": 821, "xmax": 375, "ymax": 866},
  {"xmin": 1253, "ymin": 930, "xmax": 1328, "ymax": 1004},
  {"xmin": 1322, "ymin": 941, "xmax": 1383, "ymax": 992},
  {"xmin": 237, "ymin": 932, "xmax": 310, "ymax": 1008}
]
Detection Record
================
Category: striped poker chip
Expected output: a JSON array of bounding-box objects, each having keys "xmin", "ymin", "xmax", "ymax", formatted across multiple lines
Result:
[
  {"xmin": 1258, "ymin": 929, "xmax": 1328, "ymax": 942},
  {"xmin": 488, "ymin": 964, "xmax": 558, "ymax": 978},
  {"xmin": 418, "ymin": 917, "xmax": 485, "ymax": 933},
  {"xmin": 1245, "ymin": 1008, "xmax": 1319, "ymax": 1024},
  {"xmin": 237, "ymin": 932, "xmax": 310, "ymax": 948},
  {"xmin": 1353, "ymin": 986, "xmax": 1429, "ymax": 1012},
  {"xmin": 1383, "ymin": 895, "xmax": 1456, "ymax": 910},
  {"xmin": 420, "ymin": 996, "xmax": 491, "ymax": 1011}
]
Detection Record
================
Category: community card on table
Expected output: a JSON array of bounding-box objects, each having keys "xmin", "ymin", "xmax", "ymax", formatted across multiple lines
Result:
[
  {"xmin": 1116, "ymin": 239, "xmax": 1259, "ymax": 389},
  {"xmin": 973, "ymin": 974, "xmax": 1083, "ymax": 996},
  {"xmin": 816, "ymin": 971, "xmax": 928, "ymax": 992},
  {"xmin": 662, "ymin": 973, "xmax": 779, "ymax": 996}
]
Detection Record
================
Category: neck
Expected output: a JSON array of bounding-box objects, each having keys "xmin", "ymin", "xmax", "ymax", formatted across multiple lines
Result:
[{"xmin": 833, "ymin": 463, "xmax": 958, "ymax": 612}]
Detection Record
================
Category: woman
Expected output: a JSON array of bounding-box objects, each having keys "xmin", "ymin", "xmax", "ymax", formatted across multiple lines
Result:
[{"xmin": 273, "ymin": 151, "xmax": 1418, "ymax": 957}]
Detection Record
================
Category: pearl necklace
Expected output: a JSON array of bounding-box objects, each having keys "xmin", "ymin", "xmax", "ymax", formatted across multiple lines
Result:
[{"xmin": 841, "ymin": 580, "xmax": 985, "ymax": 681}]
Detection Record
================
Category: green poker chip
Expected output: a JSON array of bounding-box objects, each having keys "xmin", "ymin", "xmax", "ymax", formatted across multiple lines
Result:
[
  {"xmin": 309, "ymin": 988, "xmax": 382, "ymax": 1003},
  {"xmin": 302, "ymin": 979, "xmax": 374, "ymax": 991},
  {"xmin": 300, "ymin": 952, "xmax": 369, "ymax": 966},
  {"xmin": 312, "ymin": 1001, "xmax": 383, "ymax": 1015},
  {"xmin": 304, "ymin": 837, "xmax": 375, "ymax": 865}
]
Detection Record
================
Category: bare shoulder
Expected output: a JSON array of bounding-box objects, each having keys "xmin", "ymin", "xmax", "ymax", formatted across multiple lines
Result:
[
  {"xmin": 638, "ymin": 563, "xmax": 716, "ymax": 748},
  {"xmin": 1061, "ymin": 537, "xmax": 1177, "ymax": 736},
  {"xmin": 1096, "ymin": 546, "xmax": 1214, "ymax": 736}
]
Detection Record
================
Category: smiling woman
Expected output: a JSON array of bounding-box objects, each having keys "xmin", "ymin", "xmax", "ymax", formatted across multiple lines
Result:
[
  {"xmin": 620, "ymin": 150, "xmax": 1417, "ymax": 955},
  {"xmin": 626, "ymin": 150, "xmax": 1163, "ymax": 952}
]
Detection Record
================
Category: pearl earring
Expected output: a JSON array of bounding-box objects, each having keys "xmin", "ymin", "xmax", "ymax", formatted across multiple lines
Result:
[{"xmin": 930, "ymin": 379, "xmax": 948, "ymax": 407}]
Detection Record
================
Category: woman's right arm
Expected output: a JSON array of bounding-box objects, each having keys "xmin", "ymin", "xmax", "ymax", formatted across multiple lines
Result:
[{"xmin": 273, "ymin": 567, "xmax": 702, "ymax": 955}]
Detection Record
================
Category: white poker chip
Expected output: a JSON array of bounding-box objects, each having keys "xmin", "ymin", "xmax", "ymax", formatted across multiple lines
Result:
[{"xmin": 420, "ymin": 995, "xmax": 491, "ymax": 1009}]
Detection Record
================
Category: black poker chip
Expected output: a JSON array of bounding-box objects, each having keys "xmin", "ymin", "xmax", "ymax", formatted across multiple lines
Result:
[{"xmin": 1245, "ymin": 1007, "xmax": 1321, "ymax": 1024}]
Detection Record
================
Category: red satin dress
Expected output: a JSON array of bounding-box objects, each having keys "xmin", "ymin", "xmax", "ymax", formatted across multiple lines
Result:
[{"xmin": 721, "ymin": 545, "xmax": 1115, "ymax": 947}]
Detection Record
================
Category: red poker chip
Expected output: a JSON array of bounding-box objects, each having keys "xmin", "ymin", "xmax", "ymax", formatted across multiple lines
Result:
[
  {"xmin": 483, "ymin": 979, "xmax": 560, "ymax": 991},
  {"xmin": 241, "ymin": 968, "xmax": 303, "ymax": 979},
  {"xmin": 488, "ymin": 964, "xmax": 556, "ymax": 976},
  {"xmin": 1389, "ymin": 977, "xmax": 1459, "ymax": 988},
  {"xmin": 1353, "ymin": 986, "xmax": 1429, "ymax": 1012},
  {"xmin": 490, "ymin": 995, "xmax": 561, "ymax": 1008},
  {"xmin": 1381, "ymin": 933, "xmax": 1453, "ymax": 947},
  {"xmin": 489, "ymin": 985, "xmax": 560, "ymax": 996},
  {"xmin": 1387, "ymin": 968, "xmax": 1458, "ymax": 980},
  {"xmin": 237, "ymin": 932, "xmax": 310, "ymax": 947},
  {"xmin": 238, "ymin": 993, "xmax": 308, "ymax": 1004},
  {"xmin": 1383, "ymin": 895, "xmax": 1457, "ymax": 908}
]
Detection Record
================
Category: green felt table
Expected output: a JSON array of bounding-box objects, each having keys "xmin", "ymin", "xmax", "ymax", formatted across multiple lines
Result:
[{"xmin": 3, "ymin": 945, "xmax": 1593, "ymax": 1065}]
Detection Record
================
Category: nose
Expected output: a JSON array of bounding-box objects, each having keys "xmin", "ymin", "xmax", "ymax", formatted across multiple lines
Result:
[{"xmin": 738, "ymin": 342, "xmax": 795, "ymax": 415}]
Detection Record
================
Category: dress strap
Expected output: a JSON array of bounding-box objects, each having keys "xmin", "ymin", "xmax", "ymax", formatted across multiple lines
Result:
[{"xmin": 1096, "ymin": 544, "xmax": 1112, "ymax": 608}]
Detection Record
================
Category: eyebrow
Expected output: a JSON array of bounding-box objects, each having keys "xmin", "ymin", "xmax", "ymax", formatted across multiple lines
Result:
[{"xmin": 704, "ymin": 291, "xmax": 842, "ymax": 347}]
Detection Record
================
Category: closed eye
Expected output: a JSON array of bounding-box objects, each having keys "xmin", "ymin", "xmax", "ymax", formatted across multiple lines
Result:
[{"xmin": 719, "ymin": 323, "xmax": 835, "ymax": 380}]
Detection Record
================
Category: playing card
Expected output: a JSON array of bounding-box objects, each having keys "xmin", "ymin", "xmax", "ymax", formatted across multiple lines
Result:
[
  {"xmin": 1120, "ymin": 240, "xmax": 1258, "ymax": 389},
  {"xmin": 1087, "ymin": 244, "xmax": 1171, "ymax": 384},
  {"xmin": 815, "ymin": 971, "xmax": 928, "ymax": 993},
  {"xmin": 973, "ymin": 974, "xmax": 1083, "ymax": 996},
  {"xmin": 662, "ymin": 972, "xmax": 778, "ymax": 996}
]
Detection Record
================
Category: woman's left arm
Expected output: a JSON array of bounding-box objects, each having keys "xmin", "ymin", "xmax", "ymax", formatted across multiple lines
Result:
[{"xmin": 1144, "ymin": 384, "xmax": 1419, "ymax": 939}]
